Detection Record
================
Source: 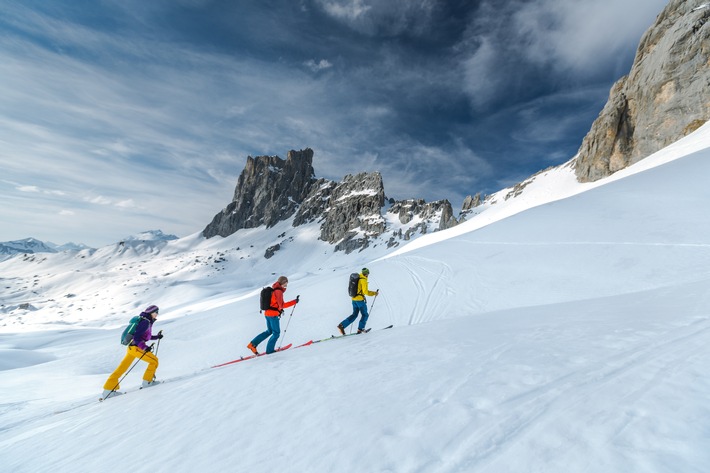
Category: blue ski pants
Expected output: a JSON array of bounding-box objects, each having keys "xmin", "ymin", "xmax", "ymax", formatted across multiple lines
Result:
[
  {"xmin": 251, "ymin": 315, "xmax": 281, "ymax": 354},
  {"xmin": 340, "ymin": 300, "xmax": 369, "ymax": 331}
]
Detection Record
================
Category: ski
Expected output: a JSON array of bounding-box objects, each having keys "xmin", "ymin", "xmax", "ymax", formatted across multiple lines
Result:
[
  {"xmin": 314, "ymin": 325, "xmax": 393, "ymax": 344},
  {"xmin": 211, "ymin": 343, "xmax": 293, "ymax": 368},
  {"xmin": 95, "ymin": 370, "xmax": 213, "ymax": 404},
  {"xmin": 99, "ymin": 391, "xmax": 125, "ymax": 402}
]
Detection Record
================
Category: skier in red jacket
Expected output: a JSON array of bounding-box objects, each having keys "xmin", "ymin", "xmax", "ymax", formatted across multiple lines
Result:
[{"xmin": 247, "ymin": 276, "xmax": 299, "ymax": 354}]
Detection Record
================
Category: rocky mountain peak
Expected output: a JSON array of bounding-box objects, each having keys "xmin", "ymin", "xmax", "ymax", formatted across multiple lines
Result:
[
  {"xmin": 203, "ymin": 149, "xmax": 460, "ymax": 254},
  {"xmin": 575, "ymin": 0, "xmax": 709, "ymax": 182},
  {"xmin": 203, "ymin": 148, "xmax": 317, "ymax": 238}
]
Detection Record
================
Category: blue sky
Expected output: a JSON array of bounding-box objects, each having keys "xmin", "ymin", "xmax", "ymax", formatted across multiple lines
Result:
[{"xmin": 0, "ymin": 0, "xmax": 668, "ymax": 247}]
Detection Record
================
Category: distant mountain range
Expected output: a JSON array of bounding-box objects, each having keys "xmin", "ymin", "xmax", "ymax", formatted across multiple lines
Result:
[
  {"xmin": 121, "ymin": 230, "xmax": 179, "ymax": 243},
  {"xmin": 0, "ymin": 238, "xmax": 61, "ymax": 257},
  {"xmin": 0, "ymin": 230, "xmax": 178, "ymax": 260}
]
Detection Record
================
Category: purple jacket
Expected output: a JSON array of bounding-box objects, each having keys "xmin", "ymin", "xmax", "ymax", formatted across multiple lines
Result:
[{"xmin": 131, "ymin": 313, "xmax": 158, "ymax": 350}]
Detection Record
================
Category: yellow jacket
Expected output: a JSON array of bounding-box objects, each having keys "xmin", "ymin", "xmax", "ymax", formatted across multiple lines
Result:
[{"xmin": 352, "ymin": 273, "xmax": 378, "ymax": 301}]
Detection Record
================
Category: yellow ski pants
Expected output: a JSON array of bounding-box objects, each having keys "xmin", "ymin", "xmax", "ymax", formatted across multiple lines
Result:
[{"xmin": 103, "ymin": 345, "xmax": 159, "ymax": 390}]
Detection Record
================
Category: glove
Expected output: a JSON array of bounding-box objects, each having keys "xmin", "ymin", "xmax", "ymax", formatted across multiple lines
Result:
[
  {"xmin": 296, "ymin": 295, "xmax": 300, "ymax": 303},
  {"xmin": 156, "ymin": 331, "xmax": 164, "ymax": 340},
  {"xmin": 144, "ymin": 345, "xmax": 153, "ymax": 353}
]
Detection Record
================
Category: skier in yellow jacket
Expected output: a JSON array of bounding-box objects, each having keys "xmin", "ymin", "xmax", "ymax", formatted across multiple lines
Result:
[{"xmin": 338, "ymin": 268, "xmax": 379, "ymax": 334}]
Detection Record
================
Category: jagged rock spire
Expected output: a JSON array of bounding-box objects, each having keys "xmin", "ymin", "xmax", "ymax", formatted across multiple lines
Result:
[{"xmin": 202, "ymin": 149, "xmax": 316, "ymax": 238}]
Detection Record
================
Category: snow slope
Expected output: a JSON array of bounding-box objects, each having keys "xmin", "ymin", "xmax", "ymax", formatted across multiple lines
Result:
[{"xmin": 1, "ymin": 124, "xmax": 709, "ymax": 472}]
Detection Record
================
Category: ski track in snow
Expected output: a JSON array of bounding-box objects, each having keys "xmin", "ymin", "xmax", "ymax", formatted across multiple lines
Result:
[
  {"xmin": 392, "ymin": 256, "xmax": 454, "ymax": 325},
  {"xmin": 442, "ymin": 317, "xmax": 710, "ymax": 472}
]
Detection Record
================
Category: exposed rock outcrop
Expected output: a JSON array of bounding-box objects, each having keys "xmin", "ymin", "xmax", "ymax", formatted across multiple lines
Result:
[
  {"xmin": 203, "ymin": 149, "xmax": 317, "ymax": 238},
  {"xmin": 389, "ymin": 199, "xmax": 457, "ymax": 231},
  {"xmin": 462, "ymin": 193, "xmax": 483, "ymax": 211},
  {"xmin": 317, "ymin": 172, "xmax": 386, "ymax": 253},
  {"xmin": 575, "ymin": 0, "xmax": 710, "ymax": 181}
]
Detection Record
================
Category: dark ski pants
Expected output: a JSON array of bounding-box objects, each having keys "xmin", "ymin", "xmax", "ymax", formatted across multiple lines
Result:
[
  {"xmin": 340, "ymin": 300, "xmax": 369, "ymax": 331},
  {"xmin": 251, "ymin": 315, "xmax": 281, "ymax": 353}
]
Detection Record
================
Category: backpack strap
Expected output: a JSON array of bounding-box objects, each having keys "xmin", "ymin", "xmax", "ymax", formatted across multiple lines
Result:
[{"xmin": 270, "ymin": 287, "xmax": 283, "ymax": 313}]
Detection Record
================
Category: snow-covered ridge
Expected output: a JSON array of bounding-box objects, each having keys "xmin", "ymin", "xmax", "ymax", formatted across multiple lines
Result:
[
  {"xmin": 0, "ymin": 238, "xmax": 89, "ymax": 261},
  {"xmin": 0, "ymin": 237, "xmax": 57, "ymax": 255},
  {"xmin": 121, "ymin": 229, "xmax": 179, "ymax": 242},
  {"xmin": 0, "ymin": 231, "xmax": 176, "ymax": 262},
  {"xmin": 383, "ymin": 121, "xmax": 710, "ymax": 258}
]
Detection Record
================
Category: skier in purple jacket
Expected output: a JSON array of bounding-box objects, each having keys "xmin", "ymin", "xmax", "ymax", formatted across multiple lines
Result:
[{"xmin": 103, "ymin": 305, "xmax": 163, "ymax": 398}]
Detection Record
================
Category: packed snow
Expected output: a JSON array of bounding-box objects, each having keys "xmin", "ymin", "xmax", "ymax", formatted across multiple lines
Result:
[{"xmin": 1, "ymin": 124, "xmax": 710, "ymax": 472}]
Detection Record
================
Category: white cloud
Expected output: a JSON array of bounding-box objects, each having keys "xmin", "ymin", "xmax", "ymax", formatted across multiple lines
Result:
[
  {"xmin": 461, "ymin": 38, "xmax": 499, "ymax": 109},
  {"xmin": 115, "ymin": 199, "xmax": 138, "ymax": 209},
  {"xmin": 84, "ymin": 195, "xmax": 141, "ymax": 209},
  {"xmin": 15, "ymin": 184, "xmax": 66, "ymax": 196},
  {"xmin": 320, "ymin": 0, "xmax": 371, "ymax": 22},
  {"xmin": 458, "ymin": 0, "xmax": 668, "ymax": 108},
  {"xmin": 93, "ymin": 140, "xmax": 134, "ymax": 156},
  {"xmin": 304, "ymin": 59, "xmax": 333, "ymax": 72},
  {"xmin": 17, "ymin": 185, "xmax": 40, "ymax": 193},
  {"xmin": 362, "ymin": 105, "xmax": 392, "ymax": 119},
  {"xmin": 511, "ymin": 0, "xmax": 668, "ymax": 75},
  {"xmin": 315, "ymin": 0, "xmax": 437, "ymax": 36},
  {"xmin": 87, "ymin": 195, "xmax": 113, "ymax": 206},
  {"xmin": 59, "ymin": 209, "xmax": 75, "ymax": 216}
]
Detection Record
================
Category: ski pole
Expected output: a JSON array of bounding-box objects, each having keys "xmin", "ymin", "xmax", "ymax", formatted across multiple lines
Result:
[
  {"xmin": 278, "ymin": 301, "xmax": 298, "ymax": 350},
  {"xmin": 151, "ymin": 334, "xmax": 161, "ymax": 383},
  {"xmin": 369, "ymin": 293, "xmax": 378, "ymax": 317},
  {"xmin": 104, "ymin": 345, "xmax": 151, "ymax": 400},
  {"xmin": 154, "ymin": 330, "xmax": 162, "ymax": 356},
  {"xmin": 368, "ymin": 275, "xmax": 380, "ymax": 317}
]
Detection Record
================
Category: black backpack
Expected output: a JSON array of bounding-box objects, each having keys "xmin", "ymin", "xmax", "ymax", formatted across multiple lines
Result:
[
  {"xmin": 260, "ymin": 286, "xmax": 278, "ymax": 312},
  {"xmin": 348, "ymin": 273, "xmax": 361, "ymax": 297}
]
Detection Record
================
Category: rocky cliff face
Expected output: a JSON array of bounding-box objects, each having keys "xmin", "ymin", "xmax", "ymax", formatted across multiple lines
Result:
[
  {"xmin": 575, "ymin": 0, "xmax": 710, "ymax": 182},
  {"xmin": 389, "ymin": 199, "xmax": 457, "ymax": 232},
  {"xmin": 203, "ymin": 149, "xmax": 317, "ymax": 238},
  {"xmin": 203, "ymin": 149, "xmax": 459, "ymax": 253},
  {"xmin": 305, "ymin": 172, "xmax": 386, "ymax": 253}
]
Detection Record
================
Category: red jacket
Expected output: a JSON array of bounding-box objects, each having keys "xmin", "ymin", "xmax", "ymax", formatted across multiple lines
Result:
[{"xmin": 265, "ymin": 281, "xmax": 297, "ymax": 317}]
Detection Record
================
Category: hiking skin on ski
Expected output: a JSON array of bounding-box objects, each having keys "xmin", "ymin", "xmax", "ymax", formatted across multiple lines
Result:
[
  {"xmin": 315, "ymin": 324, "xmax": 394, "ymax": 344},
  {"xmin": 212, "ymin": 343, "xmax": 294, "ymax": 368}
]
